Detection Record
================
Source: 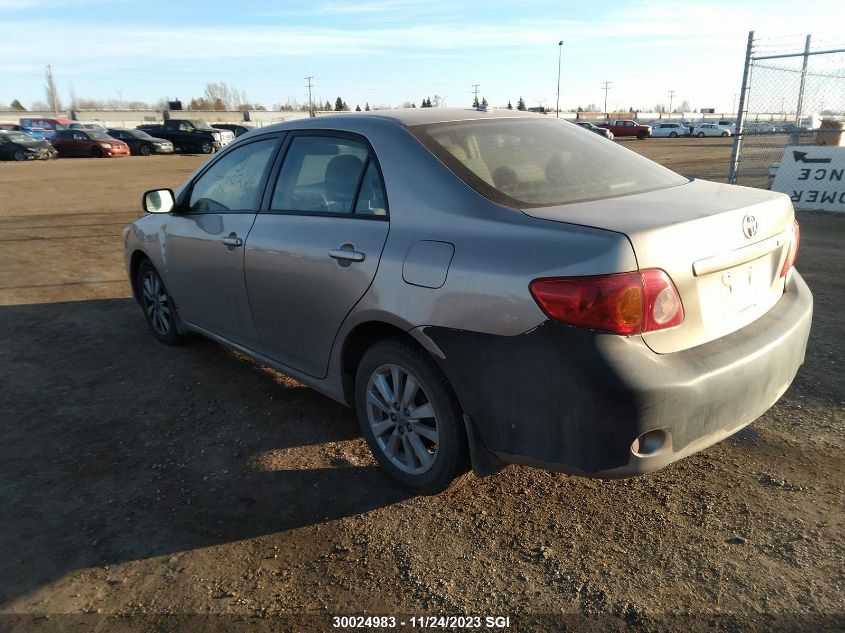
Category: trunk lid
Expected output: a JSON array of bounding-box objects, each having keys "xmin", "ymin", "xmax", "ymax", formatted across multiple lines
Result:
[{"xmin": 522, "ymin": 179, "xmax": 795, "ymax": 353}]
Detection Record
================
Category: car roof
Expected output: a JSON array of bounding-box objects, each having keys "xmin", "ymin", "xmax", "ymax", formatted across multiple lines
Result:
[{"xmin": 261, "ymin": 107, "xmax": 541, "ymax": 134}]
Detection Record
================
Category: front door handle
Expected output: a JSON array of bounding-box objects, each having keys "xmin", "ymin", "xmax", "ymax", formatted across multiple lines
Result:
[
  {"xmin": 221, "ymin": 234, "xmax": 243, "ymax": 247},
  {"xmin": 329, "ymin": 248, "xmax": 365, "ymax": 263}
]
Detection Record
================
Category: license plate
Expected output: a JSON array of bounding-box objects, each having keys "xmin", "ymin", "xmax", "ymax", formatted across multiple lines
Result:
[{"xmin": 720, "ymin": 261, "xmax": 762, "ymax": 315}]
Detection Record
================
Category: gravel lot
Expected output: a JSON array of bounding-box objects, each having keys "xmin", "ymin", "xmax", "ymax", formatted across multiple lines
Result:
[{"xmin": 0, "ymin": 137, "xmax": 842, "ymax": 632}]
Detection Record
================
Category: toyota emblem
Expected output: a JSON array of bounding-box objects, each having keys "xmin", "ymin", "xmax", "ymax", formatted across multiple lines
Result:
[{"xmin": 742, "ymin": 214, "xmax": 758, "ymax": 239}]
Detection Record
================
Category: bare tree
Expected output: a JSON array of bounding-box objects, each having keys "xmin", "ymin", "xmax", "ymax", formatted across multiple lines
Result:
[{"xmin": 44, "ymin": 68, "xmax": 61, "ymax": 112}]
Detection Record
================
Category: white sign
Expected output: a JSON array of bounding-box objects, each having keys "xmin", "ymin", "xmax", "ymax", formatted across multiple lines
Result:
[{"xmin": 771, "ymin": 146, "xmax": 845, "ymax": 212}]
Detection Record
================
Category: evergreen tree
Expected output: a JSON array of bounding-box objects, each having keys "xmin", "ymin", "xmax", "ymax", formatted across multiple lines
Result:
[
  {"xmin": 324, "ymin": 100, "xmax": 332, "ymax": 111},
  {"xmin": 506, "ymin": 101, "xmax": 513, "ymax": 110},
  {"xmin": 481, "ymin": 97, "xmax": 488, "ymax": 109},
  {"xmin": 355, "ymin": 104, "xmax": 361, "ymax": 111},
  {"xmin": 517, "ymin": 97, "xmax": 526, "ymax": 111},
  {"xmin": 472, "ymin": 95, "xmax": 479, "ymax": 108},
  {"xmin": 365, "ymin": 102, "xmax": 370, "ymax": 111},
  {"xmin": 335, "ymin": 96, "xmax": 344, "ymax": 111}
]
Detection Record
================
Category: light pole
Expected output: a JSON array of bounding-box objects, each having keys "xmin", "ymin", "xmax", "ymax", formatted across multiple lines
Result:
[{"xmin": 556, "ymin": 40, "xmax": 563, "ymax": 118}]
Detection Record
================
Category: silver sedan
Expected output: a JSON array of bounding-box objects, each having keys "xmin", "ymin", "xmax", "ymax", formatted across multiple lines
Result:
[{"xmin": 125, "ymin": 108, "xmax": 812, "ymax": 493}]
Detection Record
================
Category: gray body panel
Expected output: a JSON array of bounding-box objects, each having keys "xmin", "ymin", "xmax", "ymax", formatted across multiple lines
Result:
[{"xmin": 244, "ymin": 214, "xmax": 389, "ymax": 378}]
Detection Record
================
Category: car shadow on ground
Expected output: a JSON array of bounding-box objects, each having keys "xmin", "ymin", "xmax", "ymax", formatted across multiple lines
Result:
[{"xmin": 0, "ymin": 298, "xmax": 410, "ymax": 606}]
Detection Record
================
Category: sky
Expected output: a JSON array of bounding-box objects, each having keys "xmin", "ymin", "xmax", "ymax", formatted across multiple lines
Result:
[{"xmin": 0, "ymin": 0, "xmax": 841, "ymax": 113}]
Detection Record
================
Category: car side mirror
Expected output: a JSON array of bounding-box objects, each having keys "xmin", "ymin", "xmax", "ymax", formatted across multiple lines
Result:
[{"xmin": 143, "ymin": 189, "xmax": 176, "ymax": 214}]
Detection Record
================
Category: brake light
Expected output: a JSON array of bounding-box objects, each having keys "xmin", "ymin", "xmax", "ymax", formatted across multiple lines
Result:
[
  {"xmin": 529, "ymin": 269, "xmax": 684, "ymax": 335},
  {"xmin": 779, "ymin": 219, "xmax": 800, "ymax": 278}
]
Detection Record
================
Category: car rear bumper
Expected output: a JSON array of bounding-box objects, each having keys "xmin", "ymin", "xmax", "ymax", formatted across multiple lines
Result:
[{"xmin": 425, "ymin": 271, "xmax": 813, "ymax": 478}]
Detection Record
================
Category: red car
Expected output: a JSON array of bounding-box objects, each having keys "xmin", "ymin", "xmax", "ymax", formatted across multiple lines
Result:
[
  {"xmin": 51, "ymin": 129, "xmax": 130, "ymax": 158},
  {"xmin": 597, "ymin": 119, "xmax": 652, "ymax": 140}
]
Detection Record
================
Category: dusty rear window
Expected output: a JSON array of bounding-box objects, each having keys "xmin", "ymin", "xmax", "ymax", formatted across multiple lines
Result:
[{"xmin": 409, "ymin": 118, "xmax": 687, "ymax": 208}]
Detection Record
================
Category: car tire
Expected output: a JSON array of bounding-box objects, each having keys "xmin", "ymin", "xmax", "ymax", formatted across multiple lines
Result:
[
  {"xmin": 199, "ymin": 141, "xmax": 213, "ymax": 154},
  {"xmin": 697, "ymin": 132, "xmax": 705, "ymax": 137},
  {"xmin": 721, "ymin": 131, "xmax": 729, "ymax": 137},
  {"xmin": 13, "ymin": 149, "xmax": 25, "ymax": 161},
  {"xmin": 637, "ymin": 131, "xmax": 648, "ymax": 140},
  {"xmin": 140, "ymin": 143, "xmax": 152, "ymax": 156},
  {"xmin": 355, "ymin": 338, "xmax": 469, "ymax": 495},
  {"xmin": 136, "ymin": 260, "xmax": 187, "ymax": 346},
  {"xmin": 90, "ymin": 146, "xmax": 102, "ymax": 158},
  {"xmin": 669, "ymin": 132, "xmax": 677, "ymax": 138}
]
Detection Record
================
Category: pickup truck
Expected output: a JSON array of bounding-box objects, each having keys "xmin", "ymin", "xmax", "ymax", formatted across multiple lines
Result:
[
  {"xmin": 135, "ymin": 119, "xmax": 232, "ymax": 154},
  {"xmin": 596, "ymin": 119, "xmax": 652, "ymax": 140}
]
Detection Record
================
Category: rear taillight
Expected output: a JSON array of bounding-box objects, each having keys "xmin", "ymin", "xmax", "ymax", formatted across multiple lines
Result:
[
  {"xmin": 779, "ymin": 219, "xmax": 800, "ymax": 278},
  {"xmin": 529, "ymin": 269, "xmax": 684, "ymax": 335}
]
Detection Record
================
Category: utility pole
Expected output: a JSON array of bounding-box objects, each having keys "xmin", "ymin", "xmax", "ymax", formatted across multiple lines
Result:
[
  {"xmin": 555, "ymin": 40, "xmax": 563, "ymax": 118},
  {"xmin": 667, "ymin": 90, "xmax": 675, "ymax": 120},
  {"xmin": 305, "ymin": 76, "xmax": 315, "ymax": 118},
  {"xmin": 471, "ymin": 84, "xmax": 480, "ymax": 108},
  {"xmin": 46, "ymin": 64, "xmax": 59, "ymax": 116},
  {"xmin": 601, "ymin": 81, "xmax": 612, "ymax": 118}
]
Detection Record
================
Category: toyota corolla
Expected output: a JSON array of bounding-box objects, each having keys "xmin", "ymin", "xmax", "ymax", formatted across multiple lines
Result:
[{"xmin": 124, "ymin": 109, "xmax": 812, "ymax": 493}]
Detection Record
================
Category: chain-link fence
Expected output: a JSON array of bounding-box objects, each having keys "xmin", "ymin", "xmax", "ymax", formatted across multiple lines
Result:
[{"xmin": 728, "ymin": 33, "xmax": 845, "ymax": 188}]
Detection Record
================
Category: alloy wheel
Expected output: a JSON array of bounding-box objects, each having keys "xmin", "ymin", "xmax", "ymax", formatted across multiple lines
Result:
[
  {"xmin": 365, "ymin": 363, "xmax": 439, "ymax": 475},
  {"xmin": 141, "ymin": 270, "xmax": 172, "ymax": 336}
]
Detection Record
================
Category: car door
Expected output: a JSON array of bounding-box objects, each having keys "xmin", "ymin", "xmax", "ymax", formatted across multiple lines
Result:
[
  {"xmin": 244, "ymin": 132, "xmax": 390, "ymax": 378},
  {"xmin": 163, "ymin": 135, "xmax": 283, "ymax": 349},
  {"xmin": 73, "ymin": 131, "xmax": 90, "ymax": 155}
]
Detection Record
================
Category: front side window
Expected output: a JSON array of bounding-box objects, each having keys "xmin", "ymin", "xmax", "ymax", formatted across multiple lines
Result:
[
  {"xmin": 270, "ymin": 136, "xmax": 372, "ymax": 214},
  {"xmin": 410, "ymin": 118, "xmax": 687, "ymax": 208},
  {"xmin": 188, "ymin": 138, "xmax": 277, "ymax": 212}
]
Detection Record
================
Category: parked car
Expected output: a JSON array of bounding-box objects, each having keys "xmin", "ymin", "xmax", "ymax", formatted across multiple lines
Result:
[
  {"xmin": 571, "ymin": 120, "xmax": 614, "ymax": 140},
  {"xmin": 212, "ymin": 123, "xmax": 254, "ymax": 137},
  {"xmin": 0, "ymin": 130, "xmax": 55, "ymax": 160},
  {"xmin": 136, "ymin": 119, "xmax": 226, "ymax": 154},
  {"xmin": 125, "ymin": 109, "xmax": 811, "ymax": 493},
  {"xmin": 693, "ymin": 123, "xmax": 731, "ymax": 137},
  {"xmin": 597, "ymin": 119, "xmax": 651, "ymax": 139},
  {"xmin": 106, "ymin": 128, "xmax": 174, "ymax": 156},
  {"xmin": 51, "ymin": 129, "xmax": 130, "ymax": 157},
  {"xmin": 0, "ymin": 122, "xmax": 48, "ymax": 140},
  {"xmin": 651, "ymin": 123, "xmax": 690, "ymax": 138},
  {"xmin": 715, "ymin": 120, "xmax": 737, "ymax": 134},
  {"xmin": 68, "ymin": 122, "xmax": 109, "ymax": 132},
  {"xmin": 18, "ymin": 117, "xmax": 74, "ymax": 139}
]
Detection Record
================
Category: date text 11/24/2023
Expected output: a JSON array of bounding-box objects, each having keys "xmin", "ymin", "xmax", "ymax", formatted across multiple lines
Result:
[{"xmin": 332, "ymin": 615, "xmax": 511, "ymax": 629}]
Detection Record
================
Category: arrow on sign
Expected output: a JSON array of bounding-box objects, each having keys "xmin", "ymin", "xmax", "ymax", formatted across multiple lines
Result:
[{"xmin": 793, "ymin": 151, "xmax": 832, "ymax": 164}]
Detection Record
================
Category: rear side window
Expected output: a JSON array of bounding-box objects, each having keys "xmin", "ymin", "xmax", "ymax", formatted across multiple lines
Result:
[
  {"xmin": 270, "ymin": 136, "xmax": 376, "ymax": 214},
  {"xmin": 410, "ymin": 118, "xmax": 686, "ymax": 207},
  {"xmin": 188, "ymin": 138, "xmax": 277, "ymax": 212}
]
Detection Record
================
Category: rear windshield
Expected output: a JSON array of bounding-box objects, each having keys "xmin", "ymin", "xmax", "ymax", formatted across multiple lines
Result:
[{"xmin": 410, "ymin": 118, "xmax": 687, "ymax": 208}]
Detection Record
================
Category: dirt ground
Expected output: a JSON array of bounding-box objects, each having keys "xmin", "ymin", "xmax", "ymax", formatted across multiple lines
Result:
[{"xmin": 0, "ymin": 138, "xmax": 843, "ymax": 632}]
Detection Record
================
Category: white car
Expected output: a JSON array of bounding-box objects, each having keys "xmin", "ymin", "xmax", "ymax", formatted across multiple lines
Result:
[
  {"xmin": 693, "ymin": 123, "xmax": 731, "ymax": 137},
  {"xmin": 715, "ymin": 120, "xmax": 736, "ymax": 134},
  {"xmin": 651, "ymin": 123, "xmax": 690, "ymax": 138}
]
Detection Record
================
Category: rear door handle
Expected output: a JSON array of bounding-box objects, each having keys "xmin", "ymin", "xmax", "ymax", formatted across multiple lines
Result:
[
  {"xmin": 221, "ymin": 234, "xmax": 243, "ymax": 247},
  {"xmin": 329, "ymin": 249, "xmax": 365, "ymax": 263}
]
